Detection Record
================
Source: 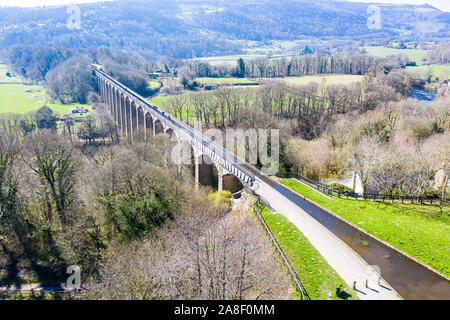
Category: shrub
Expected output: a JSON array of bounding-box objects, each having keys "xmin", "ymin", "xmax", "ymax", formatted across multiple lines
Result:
[
  {"xmin": 324, "ymin": 182, "xmax": 354, "ymax": 194},
  {"xmin": 208, "ymin": 190, "xmax": 233, "ymax": 210}
]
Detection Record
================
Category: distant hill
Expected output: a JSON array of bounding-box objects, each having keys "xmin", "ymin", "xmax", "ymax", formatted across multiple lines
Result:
[{"xmin": 0, "ymin": 0, "xmax": 448, "ymax": 59}]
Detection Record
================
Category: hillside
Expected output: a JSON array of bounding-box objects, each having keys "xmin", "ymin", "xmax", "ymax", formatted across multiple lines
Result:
[{"xmin": 0, "ymin": 0, "xmax": 448, "ymax": 60}]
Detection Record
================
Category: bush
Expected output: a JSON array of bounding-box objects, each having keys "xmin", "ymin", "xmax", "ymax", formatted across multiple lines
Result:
[
  {"xmin": 98, "ymin": 184, "xmax": 179, "ymax": 242},
  {"xmin": 324, "ymin": 182, "xmax": 354, "ymax": 194},
  {"xmin": 207, "ymin": 190, "xmax": 233, "ymax": 210}
]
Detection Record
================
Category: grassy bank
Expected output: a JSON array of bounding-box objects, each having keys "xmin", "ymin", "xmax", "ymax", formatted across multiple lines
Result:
[
  {"xmin": 277, "ymin": 179, "xmax": 450, "ymax": 277},
  {"xmin": 258, "ymin": 204, "xmax": 358, "ymax": 300}
]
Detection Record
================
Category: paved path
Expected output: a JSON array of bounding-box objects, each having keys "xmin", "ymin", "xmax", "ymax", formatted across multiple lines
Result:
[{"xmin": 255, "ymin": 179, "xmax": 401, "ymax": 300}]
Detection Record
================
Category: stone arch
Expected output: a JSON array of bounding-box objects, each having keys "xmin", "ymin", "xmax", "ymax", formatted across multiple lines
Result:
[
  {"xmin": 112, "ymin": 87, "xmax": 119, "ymax": 124},
  {"xmin": 130, "ymin": 101, "xmax": 138, "ymax": 138},
  {"xmin": 136, "ymin": 106, "xmax": 145, "ymax": 141},
  {"xmin": 125, "ymin": 96, "xmax": 132, "ymax": 138},
  {"xmin": 119, "ymin": 93, "xmax": 127, "ymax": 136},
  {"xmin": 222, "ymin": 174, "xmax": 244, "ymax": 194},
  {"xmin": 195, "ymin": 153, "xmax": 219, "ymax": 191},
  {"xmin": 106, "ymin": 83, "xmax": 113, "ymax": 112},
  {"xmin": 144, "ymin": 112, "xmax": 153, "ymax": 139},
  {"xmin": 154, "ymin": 119, "xmax": 164, "ymax": 135},
  {"xmin": 165, "ymin": 127, "xmax": 176, "ymax": 139}
]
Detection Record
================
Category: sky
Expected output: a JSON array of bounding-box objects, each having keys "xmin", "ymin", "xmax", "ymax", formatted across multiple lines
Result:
[{"xmin": 0, "ymin": 0, "xmax": 448, "ymax": 12}]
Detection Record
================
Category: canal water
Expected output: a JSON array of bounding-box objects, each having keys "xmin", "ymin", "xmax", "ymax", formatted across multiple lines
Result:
[{"xmin": 267, "ymin": 180, "xmax": 450, "ymax": 300}]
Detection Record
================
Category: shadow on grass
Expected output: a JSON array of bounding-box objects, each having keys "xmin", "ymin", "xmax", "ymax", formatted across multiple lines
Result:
[{"xmin": 336, "ymin": 290, "xmax": 353, "ymax": 300}]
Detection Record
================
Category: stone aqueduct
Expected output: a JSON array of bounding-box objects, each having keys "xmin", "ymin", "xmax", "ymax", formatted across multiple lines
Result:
[{"xmin": 94, "ymin": 68, "xmax": 256, "ymax": 193}]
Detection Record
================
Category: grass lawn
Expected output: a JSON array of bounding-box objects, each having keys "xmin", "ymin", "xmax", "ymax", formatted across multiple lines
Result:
[
  {"xmin": 195, "ymin": 77, "xmax": 258, "ymax": 85},
  {"xmin": 258, "ymin": 204, "xmax": 358, "ymax": 300},
  {"xmin": 277, "ymin": 179, "xmax": 450, "ymax": 277},
  {"xmin": 364, "ymin": 46, "xmax": 428, "ymax": 65},
  {"xmin": 266, "ymin": 74, "xmax": 363, "ymax": 87}
]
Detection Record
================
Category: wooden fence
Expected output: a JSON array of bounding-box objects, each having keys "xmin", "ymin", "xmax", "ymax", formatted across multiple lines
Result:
[{"xmin": 276, "ymin": 172, "xmax": 447, "ymax": 205}]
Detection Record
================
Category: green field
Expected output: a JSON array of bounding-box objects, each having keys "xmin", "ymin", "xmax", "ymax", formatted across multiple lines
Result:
[
  {"xmin": 278, "ymin": 179, "xmax": 450, "ymax": 277},
  {"xmin": 0, "ymin": 84, "xmax": 90, "ymax": 116},
  {"xmin": 364, "ymin": 46, "xmax": 428, "ymax": 65},
  {"xmin": 149, "ymin": 96, "xmax": 169, "ymax": 106},
  {"xmin": 265, "ymin": 74, "xmax": 363, "ymax": 87},
  {"xmin": 258, "ymin": 205, "xmax": 358, "ymax": 300},
  {"xmin": 406, "ymin": 64, "xmax": 450, "ymax": 81},
  {"xmin": 195, "ymin": 77, "xmax": 258, "ymax": 85},
  {"xmin": 0, "ymin": 64, "xmax": 91, "ymax": 116},
  {"xmin": 195, "ymin": 54, "xmax": 265, "ymax": 66},
  {"xmin": 147, "ymin": 79, "xmax": 161, "ymax": 89}
]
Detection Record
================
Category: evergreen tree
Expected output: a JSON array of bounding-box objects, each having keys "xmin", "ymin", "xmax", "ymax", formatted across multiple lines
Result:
[
  {"xmin": 35, "ymin": 105, "xmax": 57, "ymax": 130},
  {"xmin": 237, "ymin": 58, "xmax": 246, "ymax": 78}
]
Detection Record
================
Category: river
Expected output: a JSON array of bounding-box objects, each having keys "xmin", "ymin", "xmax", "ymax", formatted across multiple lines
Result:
[{"xmin": 411, "ymin": 89, "xmax": 436, "ymax": 101}]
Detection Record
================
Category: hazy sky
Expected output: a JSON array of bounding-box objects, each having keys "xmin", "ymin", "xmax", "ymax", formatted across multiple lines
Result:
[{"xmin": 0, "ymin": 0, "xmax": 448, "ymax": 12}]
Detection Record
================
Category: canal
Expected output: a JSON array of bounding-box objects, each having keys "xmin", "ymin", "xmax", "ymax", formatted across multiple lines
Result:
[{"xmin": 264, "ymin": 178, "xmax": 450, "ymax": 300}]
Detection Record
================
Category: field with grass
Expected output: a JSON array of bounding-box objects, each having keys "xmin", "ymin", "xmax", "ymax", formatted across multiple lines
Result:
[
  {"xmin": 195, "ymin": 77, "xmax": 258, "ymax": 85},
  {"xmin": 149, "ymin": 96, "xmax": 169, "ymax": 106},
  {"xmin": 406, "ymin": 64, "xmax": 450, "ymax": 81},
  {"xmin": 265, "ymin": 74, "xmax": 363, "ymax": 87},
  {"xmin": 364, "ymin": 46, "xmax": 428, "ymax": 65},
  {"xmin": 0, "ymin": 64, "xmax": 91, "ymax": 116},
  {"xmin": 277, "ymin": 179, "xmax": 450, "ymax": 277},
  {"xmin": 195, "ymin": 54, "xmax": 265, "ymax": 66},
  {"xmin": 258, "ymin": 204, "xmax": 358, "ymax": 300}
]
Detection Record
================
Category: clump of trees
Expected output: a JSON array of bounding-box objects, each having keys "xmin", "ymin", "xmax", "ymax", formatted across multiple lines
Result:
[
  {"xmin": 0, "ymin": 111, "xmax": 292, "ymax": 299},
  {"xmin": 161, "ymin": 71, "xmax": 410, "ymax": 138},
  {"xmin": 85, "ymin": 195, "xmax": 292, "ymax": 300},
  {"xmin": 46, "ymin": 55, "xmax": 97, "ymax": 104},
  {"xmin": 288, "ymin": 97, "xmax": 450, "ymax": 197},
  {"xmin": 424, "ymin": 43, "xmax": 450, "ymax": 65}
]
